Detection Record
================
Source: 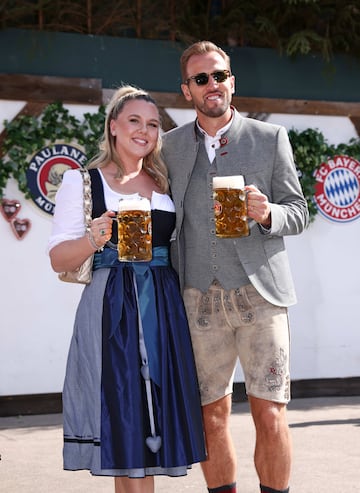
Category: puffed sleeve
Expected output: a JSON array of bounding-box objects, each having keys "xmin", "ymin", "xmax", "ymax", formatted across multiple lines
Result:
[{"xmin": 47, "ymin": 169, "xmax": 85, "ymax": 252}]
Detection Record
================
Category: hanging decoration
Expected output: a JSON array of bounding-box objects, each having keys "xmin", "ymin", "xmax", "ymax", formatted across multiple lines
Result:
[
  {"xmin": 0, "ymin": 198, "xmax": 21, "ymax": 222},
  {"xmin": 0, "ymin": 198, "xmax": 31, "ymax": 240},
  {"xmin": 11, "ymin": 217, "xmax": 32, "ymax": 240}
]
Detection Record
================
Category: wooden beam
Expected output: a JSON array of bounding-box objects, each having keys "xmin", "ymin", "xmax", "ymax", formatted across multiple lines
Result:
[
  {"xmin": 1, "ymin": 75, "xmax": 359, "ymax": 116},
  {"xmin": 0, "ymin": 74, "xmax": 102, "ymax": 105},
  {"xmin": 102, "ymin": 87, "xmax": 360, "ymax": 118},
  {"xmin": 149, "ymin": 91, "xmax": 360, "ymax": 117},
  {"xmin": 1, "ymin": 75, "xmax": 359, "ymax": 135},
  {"xmin": 103, "ymin": 89, "xmax": 193, "ymax": 110},
  {"xmin": 350, "ymin": 117, "xmax": 360, "ymax": 137},
  {"xmin": 159, "ymin": 108, "xmax": 177, "ymax": 132},
  {"xmin": 232, "ymin": 96, "xmax": 360, "ymax": 117},
  {"xmin": 149, "ymin": 91, "xmax": 193, "ymax": 110},
  {"xmin": 13, "ymin": 101, "xmax": 48, "ymax": 118}
]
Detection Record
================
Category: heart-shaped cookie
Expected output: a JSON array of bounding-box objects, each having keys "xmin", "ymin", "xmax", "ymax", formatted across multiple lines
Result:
[
  {"xmin": 11, "ymin": 218, "xmax": 31, "ymax": 240},
  {"xmin": 1, "ymin": 199, "xmax": 21, "ymax": 222}
]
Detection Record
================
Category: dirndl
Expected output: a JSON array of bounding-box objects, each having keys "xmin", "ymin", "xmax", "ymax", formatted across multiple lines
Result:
[{"xmin": 62, "ymin": 247, "xmax": 206, "ymax": 477}]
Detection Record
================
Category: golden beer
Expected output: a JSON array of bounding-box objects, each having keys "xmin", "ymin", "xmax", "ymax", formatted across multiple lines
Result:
[
  {"xmin": 213, "ymin": 176, "xmax": 249, "ymax": 238},
  {"xmin": 118, "ymin": 198, "xmax": 152, "ymax": 261}
]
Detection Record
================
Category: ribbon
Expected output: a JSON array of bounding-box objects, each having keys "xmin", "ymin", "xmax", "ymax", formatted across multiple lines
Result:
[{"xmin": 93, "ymin": 246, "xmax": 168, "ymax": 387}]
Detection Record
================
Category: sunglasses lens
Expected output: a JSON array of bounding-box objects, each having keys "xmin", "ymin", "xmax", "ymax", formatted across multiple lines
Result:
[
  {"xmin": 188, "ymin": 70, "xmax": 230, "ymax": 85},
  {"xmin": 213, "ymin": 71, "xmax": 228, "ymax": 82},
  {"xmin": 195, "ymin": 74, "xmax": 209, "ymax": 85}
]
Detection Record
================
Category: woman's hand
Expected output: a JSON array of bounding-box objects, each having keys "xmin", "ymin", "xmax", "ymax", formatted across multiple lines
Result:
[
  {"xmin": 88, "ymin": 210, "xmax": 116, "ymax": 250},
  {"xmin": 50, "ymin": 210, "xmax": 116, "ymax": 273}
]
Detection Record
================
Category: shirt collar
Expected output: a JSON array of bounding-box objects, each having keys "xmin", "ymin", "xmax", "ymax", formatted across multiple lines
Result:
[
  {"xmin": 196, "ymin": 108, "xmax": 234, "ymax": 140},
  {"xmin": 196, "ymin": 109, "xmax": 234, "ymax": 162}
]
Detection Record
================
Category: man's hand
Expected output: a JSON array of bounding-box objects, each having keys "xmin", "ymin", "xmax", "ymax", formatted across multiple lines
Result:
[{"xmin": 245, "ymin": 185, "xmax": 271, "ymax": 227}]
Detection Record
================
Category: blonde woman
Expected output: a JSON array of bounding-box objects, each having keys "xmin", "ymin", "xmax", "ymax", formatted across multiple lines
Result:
[{"xmin": 48, "ymin": 86, "xmax": 206, "ymax": 493}]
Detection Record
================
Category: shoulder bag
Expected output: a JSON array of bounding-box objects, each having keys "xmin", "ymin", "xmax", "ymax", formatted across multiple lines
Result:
[{"xmin": 58, "ymin": 168, "xmax": 93, "ymax": 284}]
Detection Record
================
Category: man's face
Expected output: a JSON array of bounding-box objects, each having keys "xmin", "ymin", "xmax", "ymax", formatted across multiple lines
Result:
[{"xmin": 181, "ymin": 51, "xmax": 235, "ymax": 119}]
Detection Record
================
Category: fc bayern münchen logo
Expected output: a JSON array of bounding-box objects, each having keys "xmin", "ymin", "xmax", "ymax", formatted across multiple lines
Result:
[
  {"xmin": 26, "ymin": 143, "xmax": 87, "ymax": 215},
  {"xmin": 314, "ymin": 155, "xmax": 360, "ymax": 223}
]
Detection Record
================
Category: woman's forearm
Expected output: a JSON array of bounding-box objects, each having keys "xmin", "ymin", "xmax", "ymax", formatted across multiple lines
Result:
[{"xmin": 49, "ymin": 234, "xmax": 97, "ymax": 273}]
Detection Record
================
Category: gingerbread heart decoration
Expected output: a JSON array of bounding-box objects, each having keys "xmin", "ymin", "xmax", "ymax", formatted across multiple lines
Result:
[
  {"xmin": 11, "ymin": 218, "xmax": 31, "ymax": 240},
  {"xmin": 1, "ymin": 199, "xmax": 21, "ymax": 222}
]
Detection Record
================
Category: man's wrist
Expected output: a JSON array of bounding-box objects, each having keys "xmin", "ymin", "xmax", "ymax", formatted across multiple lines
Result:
[{"xmin": 260, "ymin": 212, "xmax": 271, "ymax": 229}]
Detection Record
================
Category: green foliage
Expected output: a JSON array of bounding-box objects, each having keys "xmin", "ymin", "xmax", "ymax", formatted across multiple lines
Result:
[
  {"xmin": 0, "ymin": 102, "xmax": 105, "ymax": 199},
  {"xmin": 289, "ymin": 128, "xmax": 360, "ymax": 222},
  {"xmin": 289, "ymin": 128, "xmax": 332, "ymax": 221},
  {"xmin": 1, "ymin": 0, "xmax": 360, "ymax": 60},
  {"xmin": 286, "ymin": 30, "xmax": 326, "ymax": 57}
]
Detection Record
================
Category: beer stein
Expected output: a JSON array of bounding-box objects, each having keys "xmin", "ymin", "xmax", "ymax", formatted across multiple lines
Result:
[
  {"xmin": 213, "ymin": 175, "xmax": 250, "ymax": 238},
  {"xmin": 117, "ymin": 196, "xmax": 152, "ymax": 261}
]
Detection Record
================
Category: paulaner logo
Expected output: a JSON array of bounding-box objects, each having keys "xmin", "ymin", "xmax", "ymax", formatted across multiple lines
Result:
[
  {"xmin": 26, "ymin": 143, "xmax": 87, "ymax": 215},
  {"xmin": 314, "ymin": 155, "xmax": 360, "ymax": 223}
]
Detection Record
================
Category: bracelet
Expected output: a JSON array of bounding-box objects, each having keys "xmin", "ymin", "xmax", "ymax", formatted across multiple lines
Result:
[{"xmin": 86, "ymin": 229, "xmax": 104, "ymax": 252}]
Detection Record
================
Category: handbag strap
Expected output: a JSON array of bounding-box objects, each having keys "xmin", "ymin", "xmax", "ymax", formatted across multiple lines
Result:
[{"xmin": 79, "ymin": 168, "xmax": 92, "ymax": 228}]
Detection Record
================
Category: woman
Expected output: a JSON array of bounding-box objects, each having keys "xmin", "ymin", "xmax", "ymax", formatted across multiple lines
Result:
[{"xmin": 48, "ymin": 85, "xmax": 206, "ymax": 493}]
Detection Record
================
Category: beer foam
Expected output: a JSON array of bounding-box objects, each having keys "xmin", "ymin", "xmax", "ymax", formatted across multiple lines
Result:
[
  {"xmin": 213, "ymin": 175, "xmax": 245, "ymax": 189},
  {"xmin": 118, "ymin": 197, "xmax": 151, "ymax": 211}
]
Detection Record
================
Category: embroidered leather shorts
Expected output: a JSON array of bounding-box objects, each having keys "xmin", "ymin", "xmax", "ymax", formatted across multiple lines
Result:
[{"xmin": 183, "ymin": 282, "xmax": 290, "ymax": 406}]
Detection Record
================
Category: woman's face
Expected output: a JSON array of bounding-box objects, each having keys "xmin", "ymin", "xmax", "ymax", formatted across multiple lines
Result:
[{"xmin": 110, "ymin": 99, "xmax": 160, "ymax": 163}]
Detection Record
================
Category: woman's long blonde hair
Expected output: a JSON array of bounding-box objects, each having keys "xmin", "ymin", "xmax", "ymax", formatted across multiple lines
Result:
[{"xmin": 88, "ymin": 85, "xmax": 169, "ymax": 193}]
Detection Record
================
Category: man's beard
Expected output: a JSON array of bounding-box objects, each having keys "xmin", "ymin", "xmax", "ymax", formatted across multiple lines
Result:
[{"xmin": 196, "ymin": 95, "xmax": 231, "ymax": 118}]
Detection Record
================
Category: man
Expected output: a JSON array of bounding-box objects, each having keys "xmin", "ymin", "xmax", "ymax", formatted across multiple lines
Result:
[{"xmin": 161, "ymin": 41, "xmax": 309, "ymax": 493}]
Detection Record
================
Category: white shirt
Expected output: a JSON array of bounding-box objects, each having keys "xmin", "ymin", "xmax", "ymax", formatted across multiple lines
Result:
[{"xmin": 196, "ymin": 111, "xmax": 234, "ymax": 162}]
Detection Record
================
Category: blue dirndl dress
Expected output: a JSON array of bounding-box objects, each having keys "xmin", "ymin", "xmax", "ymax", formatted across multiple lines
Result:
[{"xmin": 62, "ymin": 184, "xmax": 206, "ymax": 477}]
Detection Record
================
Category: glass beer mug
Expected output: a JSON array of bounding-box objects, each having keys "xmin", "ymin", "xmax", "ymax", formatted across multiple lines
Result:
[
  {"xmin": 213, "ymin": 175, "xmax": 250, "ymax": 238},
  {"xmin": 117, "ymin": 196, "xmax": 152, "ymax": 261}
]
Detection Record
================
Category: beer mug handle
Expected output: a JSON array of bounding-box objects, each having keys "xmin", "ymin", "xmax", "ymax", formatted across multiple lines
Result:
[
  {"xmin": 100, "ymin": 214, "xmax": 117, "ymax": 250},
  {"xmin": 239, "ymin": 189, "xmax": 248, "ymax": 220}
]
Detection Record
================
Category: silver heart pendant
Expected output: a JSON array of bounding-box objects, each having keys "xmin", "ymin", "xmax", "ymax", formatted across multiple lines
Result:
[{"xmin": 145, "ymin": 435, "xmax": 162, "ymax": 453}]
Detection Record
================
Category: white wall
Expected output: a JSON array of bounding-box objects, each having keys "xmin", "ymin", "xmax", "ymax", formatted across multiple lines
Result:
[
  {"xmin": 287, "ymin": 218, "xmax": 359, "ymax": 380},
  {"xmin": 0, "ymin": 177, "xmax": 83, "ymax": 394},
  {"xmin": 1, "ymin": 101, "xmax": 359, "ymax": 396},
  {"xmin": 0, "ymin": 101, "xmax": 97, "ymax": 395}
]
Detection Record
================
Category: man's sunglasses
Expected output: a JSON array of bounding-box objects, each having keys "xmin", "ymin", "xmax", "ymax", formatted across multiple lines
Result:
[{"xmin": 185, "ymin": 69, "xmax": 231, "ymax": 86}]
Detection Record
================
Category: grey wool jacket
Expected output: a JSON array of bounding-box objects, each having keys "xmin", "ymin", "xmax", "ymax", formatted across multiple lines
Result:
[{"xmin": 161, "ymin": 109, "xmax": 309, "ymax": 307}]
